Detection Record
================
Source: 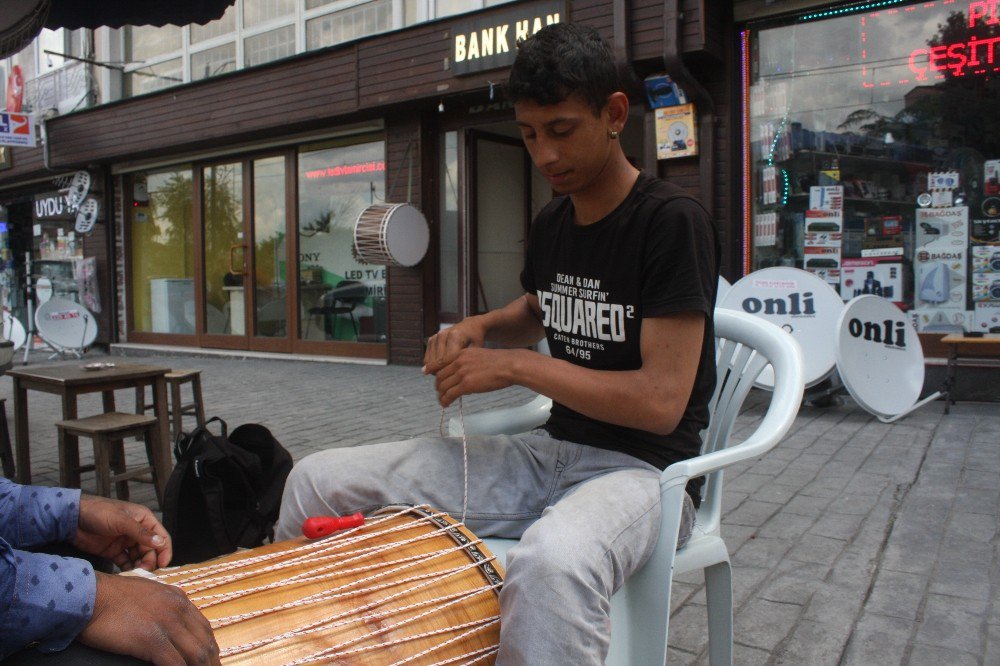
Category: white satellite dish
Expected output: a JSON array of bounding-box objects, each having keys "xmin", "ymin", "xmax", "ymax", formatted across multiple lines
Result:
[
  {"xmin": 65, "ymin": 170, "xmax": 92, "ymax": 209},
  {"xmin": 75, "ymin": 197, "xmax": 99, "ymax": 234},
  {"xmin": 2, "ymin": 312, "xmax": 26, "ymax": 350},
  {"xmin": 835, "ymin": 295, "xmax": 941, "ymax": 422},
  {"xmin": 35, "ymin": 277, "xmax": 53, "ymax": 304},
  {"xmin": 720, "ymin": 267, "xmax": 844, "ymax": 388},
  {"xmin": 35, "ymin": 298, "xmax": 97, "ymax": 356}
]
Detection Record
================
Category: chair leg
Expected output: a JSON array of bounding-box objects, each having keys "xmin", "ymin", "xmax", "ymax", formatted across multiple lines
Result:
[
  {"xmin": 143, "ymin": 427, "xmax": 164, "ymax": 509},
  {"xmin": 170, "ymin": 380, "xmax": 183, "ymax": 443},
  {"xmin": 57, "ymin": 429, "xmax": 81, "ymax": 489},
  {"xmin": 704, "ymin": 560, "xmax": 734, "ymax": 666},
  {"xmin": 109, "ymin": 438, "xmax": 129, "ymax": 501},
  {"xmin": 191, "ymin": 376, "xmax": 206, "ymax": 428},
  {"xmin": 92, "ymin": 434, "xmax": 113, "ymax": 499},
  {"xmin": 0, "ymin": 400, "xmax": 14, "ymax": 479}
]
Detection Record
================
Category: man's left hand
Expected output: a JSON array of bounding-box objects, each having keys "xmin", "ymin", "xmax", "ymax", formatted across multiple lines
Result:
[
  {"xmin": 434, "ymin": 347, "xmax": 517, "ymax": 407},
  {"xmin": 71, "ymin": 495, "xmax": 172, "ymax": 572}
]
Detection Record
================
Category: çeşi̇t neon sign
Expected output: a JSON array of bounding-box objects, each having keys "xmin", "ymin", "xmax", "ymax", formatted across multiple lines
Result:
[{"xmin": 862, "ymin": 0, "xmax": 1000, "ymax": 89}]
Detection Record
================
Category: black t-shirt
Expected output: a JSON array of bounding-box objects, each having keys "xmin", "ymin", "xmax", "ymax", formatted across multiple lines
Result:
[{"xmin": 520, "ymin": 171, "xmax": 720, "ymax": 470}]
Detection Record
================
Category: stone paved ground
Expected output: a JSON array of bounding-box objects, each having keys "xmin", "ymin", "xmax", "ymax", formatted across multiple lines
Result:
[{"xmin": 4, "ymin": 348, "xmax": 998, "ymax": 665}]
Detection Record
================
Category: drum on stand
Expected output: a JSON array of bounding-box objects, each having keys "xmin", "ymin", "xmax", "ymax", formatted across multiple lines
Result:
[
  {"xmin": 353, "ymin": 203, "xmax": 430, "ymax": 267},
  {"xmin": 148, "ymin": 505, "xmax": 503, "ymax": 665}
]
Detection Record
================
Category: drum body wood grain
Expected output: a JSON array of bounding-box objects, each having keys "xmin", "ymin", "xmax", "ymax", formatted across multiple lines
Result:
[{"xmin": 152, "ymin": 505, "xmax": 504, "ymax": 665}]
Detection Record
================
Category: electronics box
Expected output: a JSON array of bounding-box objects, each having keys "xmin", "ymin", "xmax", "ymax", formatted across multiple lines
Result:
[
  {"xmin": 971, "ymin": 246, "xmax": 1000, "ymax": 274},
  {"xmin": 972, "ymin": 302, "xmax": 1000, "ymax": 333},
  {"xmin": 840, "ymin": 259, "xmax": 904, "ymax": 304},
  {"xmin": 972, "ymin": 274, "xmax": 1000, "ymax": 302}
]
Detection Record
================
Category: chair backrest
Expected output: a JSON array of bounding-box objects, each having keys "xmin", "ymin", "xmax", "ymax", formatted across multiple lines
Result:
[{"xmin": 690, "ymin": 308, "xmax": 805, "ymax": 535}]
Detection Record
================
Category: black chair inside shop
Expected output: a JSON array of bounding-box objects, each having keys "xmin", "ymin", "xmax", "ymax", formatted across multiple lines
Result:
[{"xmin": 306, "ymin": 280, "xmax": 367, "ymax": 339}]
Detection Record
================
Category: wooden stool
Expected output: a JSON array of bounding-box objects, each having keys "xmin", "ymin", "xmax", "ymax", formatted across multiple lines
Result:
[
  {"xmin": 0, "ymin": 398, "xmax": 13, "ymax": 479},
  {"xmin": 56, "ymin": 413, "xmax": 166, "ymax": 507},
  {"xmin": 137, "ymin": 369, "xmax": 206, "ymax": 441}
]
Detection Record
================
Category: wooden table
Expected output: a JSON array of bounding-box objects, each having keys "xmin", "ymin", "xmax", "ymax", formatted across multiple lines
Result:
[
  {"xmin": 7, "ymin": 362, "xmax": 171, "ymax": 498},
  {"xmin": 940, "ymin": 334, "xmax": 1000, "ymax": 414}
]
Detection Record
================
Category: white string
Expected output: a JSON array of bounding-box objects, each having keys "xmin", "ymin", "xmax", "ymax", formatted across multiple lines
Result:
[{"xmin": 439, "ymin": 396, "xmax": 469, "ymax": 524}]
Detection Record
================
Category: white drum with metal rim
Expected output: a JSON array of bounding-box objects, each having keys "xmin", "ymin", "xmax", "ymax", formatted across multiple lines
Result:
[
  {"xmin": 720, "ymin": 267, "xmax": 844, "ymax": 388},
  {"xmin": 352, "ymin": 203, "xmax": 430, "ymax": 267},
  {"xmin": 35, "ymin": 298, "xmax": 97, "ymax": 351},
  {"xmin": 835, "ymin": 295, "xmax": 924, "ymax": 419}
]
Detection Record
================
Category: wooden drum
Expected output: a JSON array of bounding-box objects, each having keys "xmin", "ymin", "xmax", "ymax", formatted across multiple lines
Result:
[
  {"xmin": 152, "ymin": 505, "xmax": 504, "ymax": 665},
  {"xmin": 353, "ymin": 203, "xmax": 430, "ymax": 267}
]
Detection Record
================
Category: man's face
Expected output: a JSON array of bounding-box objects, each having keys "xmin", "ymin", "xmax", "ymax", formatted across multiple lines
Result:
[{"xmin": 514, "ymin": 94, "xmax": 611, "ymax": 196}]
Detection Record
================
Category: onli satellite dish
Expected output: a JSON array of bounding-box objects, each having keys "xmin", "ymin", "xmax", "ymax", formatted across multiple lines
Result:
[
  {"xmin": 2, "ymin": 311, "xmax": 26, "ymax": 350},
  {"xmin": 835, "ymin": 295, "xmax": 940, "ymax": 422},
  {"xmin": 75, "ymin": 197, "xmax": 99, "ymax": 234},
  {"xmin": 35, "ymin": 276, "xmax": 53, "ymax": 304},
  {"xmin": 35, "ymin": 298, "xmax": 97, "ymax": 353},
  {"xmin": 720, "ymin": 267, "xmax": 844, "ymax": 389},
  {"xmin": 353, "ymin": 203, "xmax": 430, "ymax": 267}
]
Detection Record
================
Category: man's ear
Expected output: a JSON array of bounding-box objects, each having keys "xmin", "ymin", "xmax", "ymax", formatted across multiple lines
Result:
[{"xmin": 606, "ymin": 91, "xmax": 630, "ymax": 132}]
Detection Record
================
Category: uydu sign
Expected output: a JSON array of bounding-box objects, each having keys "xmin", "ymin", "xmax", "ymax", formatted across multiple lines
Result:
[
  {"xmin": 0, "ymin": 112, "xmax": 35, "ymax": 147},
  {"xmin": 451, "ymin": 0, "xmax": 564, "ymax": 75}
]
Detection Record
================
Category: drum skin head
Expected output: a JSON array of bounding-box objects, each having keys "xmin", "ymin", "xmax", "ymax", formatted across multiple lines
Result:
[{"xmin": 353, "ymin": 203, "xmax": 430, "ymax": 267}]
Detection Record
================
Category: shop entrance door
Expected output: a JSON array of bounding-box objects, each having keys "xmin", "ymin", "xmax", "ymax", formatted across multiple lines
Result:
[
  {"xmin": 198, "ymin": 154, "xmax": 294, "ymax": 352},
  {"xmin": 469, "ymin": 130, "xmax": 531, "ymax": 314}
]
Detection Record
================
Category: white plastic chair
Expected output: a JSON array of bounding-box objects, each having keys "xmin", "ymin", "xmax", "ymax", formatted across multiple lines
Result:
[{"xmin": 449, "ymin": 308, "xmax": 805, "ymax": 664}]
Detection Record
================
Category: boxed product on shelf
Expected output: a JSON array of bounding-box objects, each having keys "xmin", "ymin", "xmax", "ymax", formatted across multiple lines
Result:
[
  {"xmin": 910, "ymin": 309, "xmax": 974, "ymax": 333},
  {"xmin": 805, "ymin": 208, "xmax": 843, "ymax": 232},
  {"xmin": 863, "ymin": 215, "xmax": 904, "ymax": 251},
  {"xmin": 971, "ymin": 219, "xmax": 1000, "ymax": 244},
  {"xmin": 971, "ymin": 246, "xmax": 1000, "ymax": 274},
  {"xmin": 985, "ymin": 160, "xmax": 1000, "ymax": 196},
  {"xmin": 914, "ymin": 207, "xmax": 968, "ymax": 310},
  {"xmin": 972, "ymin": 302, "xmax": 1000, "ymax": 333},
  {"xmin": 808, "ymin": 186, "xmax": 843, "ymax": 212},
  {"xmin": 972, "ymin": 274, "xmax": 1000, "ymax": 302},
  {"xmin": 803, "ymin": 245, "xmax": 841, "ymax": 290},
  {"xmin": 840, "ymin": 258, "xmax": 904, "ymax": 304}
]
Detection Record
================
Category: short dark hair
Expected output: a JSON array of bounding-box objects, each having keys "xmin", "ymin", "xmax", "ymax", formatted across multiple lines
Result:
[{"xmin": 508, "ymin": 23, "xmax": 621, "ymax": 115}]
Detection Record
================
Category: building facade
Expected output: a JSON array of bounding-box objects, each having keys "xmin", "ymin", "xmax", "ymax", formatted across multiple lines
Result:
[{"xmin": 1, "ymin": 0, "xmax": 990, "ymax": 364}]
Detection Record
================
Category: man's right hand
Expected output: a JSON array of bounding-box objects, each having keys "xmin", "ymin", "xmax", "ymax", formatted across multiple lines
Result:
[{"xmin": 78, "ymin": 572, "xmax": 220, "ymax": 665}]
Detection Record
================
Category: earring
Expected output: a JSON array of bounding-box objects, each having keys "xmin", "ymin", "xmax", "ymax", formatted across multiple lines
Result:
[{"xmin": 609, "ymin": 130, "xmax": 619, "ymax": 139}]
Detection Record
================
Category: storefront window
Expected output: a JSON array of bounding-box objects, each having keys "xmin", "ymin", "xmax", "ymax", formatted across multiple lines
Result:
[
  {"xmin": 129, "ymin": 167, "xmax": 195, "ymax": 334},
  {"xmin": 439, "ymin": 131, "xmax": 460, "ymax": 316},
  {"xmin": 747, "ymin": 1, "xmax": 1000, "ymax": 333},
  {"xmin": 203, "ymin": 163, "xmax": 244, "ymax": 336},
  {"xmin": 298, "ymin": 138, "xmax": 386, "ymax": 342},
  {"xmin": 125, "ymin": 58, "xmax": 183, "ymax": 97},
  {"xmin": 191, "ymin": 43, "xmax": 237, "ymax": 81},
  {"xmin": 245, "ymin": 26, "xmax": 296, "ymax": 67},
  {"xmin": 305, "ymin": 0, "xmax": 392, "ymax": 49}
]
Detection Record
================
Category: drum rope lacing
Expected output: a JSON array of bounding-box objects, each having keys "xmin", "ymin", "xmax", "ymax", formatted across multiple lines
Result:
[{"xmin": 159, "ymin": 506, "xmax": 500, "ymax": 665}]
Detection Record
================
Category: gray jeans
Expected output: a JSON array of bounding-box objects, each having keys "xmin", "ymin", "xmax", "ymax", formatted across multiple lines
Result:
[{"xmin": 275, "ymin": 430, "xmax": 696, "ymax": 665}]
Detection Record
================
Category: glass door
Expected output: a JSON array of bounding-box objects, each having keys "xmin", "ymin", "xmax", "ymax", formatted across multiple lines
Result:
[{"xmin": 199, "ymin": 154, "xmax": 293, "ymax": 351}]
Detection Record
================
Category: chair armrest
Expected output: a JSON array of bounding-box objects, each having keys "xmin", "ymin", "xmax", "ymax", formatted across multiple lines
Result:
[{"xmin": 449, "ymin": 394, "xmax": 552, "ymax": 436}]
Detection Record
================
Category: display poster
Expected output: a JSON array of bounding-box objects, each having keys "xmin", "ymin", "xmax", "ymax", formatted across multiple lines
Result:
[
  {"xmin": 840, "ymin": 258, "xmax": 904, "ymax": 305},
  {"xmin": 914, "ymin": 206, "xmax": 968, "ymax": 315},
  {"xmin": 655, "ymin": 103, "xmax": 697, "ymax": 159}
]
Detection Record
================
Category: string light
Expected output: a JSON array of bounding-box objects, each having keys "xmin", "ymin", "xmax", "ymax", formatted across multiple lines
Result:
[{"xmin": 801, "ymin": 0, "xmax": 907, "ymax": 22}]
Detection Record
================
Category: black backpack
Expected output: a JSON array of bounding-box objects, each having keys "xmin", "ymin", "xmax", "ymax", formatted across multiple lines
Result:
[{"xmin": 161, "ymin": 417, "xmax": 293, "ymax": 565}]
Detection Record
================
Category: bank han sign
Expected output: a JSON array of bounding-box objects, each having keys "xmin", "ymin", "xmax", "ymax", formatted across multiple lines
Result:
[{"xmin": 451, "ymin": 0, "xmax": 565, "ymax": 75}]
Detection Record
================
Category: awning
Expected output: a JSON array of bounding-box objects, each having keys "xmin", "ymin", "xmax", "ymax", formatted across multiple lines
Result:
[
  {"xmin": 45, "ymin": 0, "xmax": 237, "ymax": 30},
  {"xmin": 2, "ymin": 0, "xmax": 237, "ymax": 59}
]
